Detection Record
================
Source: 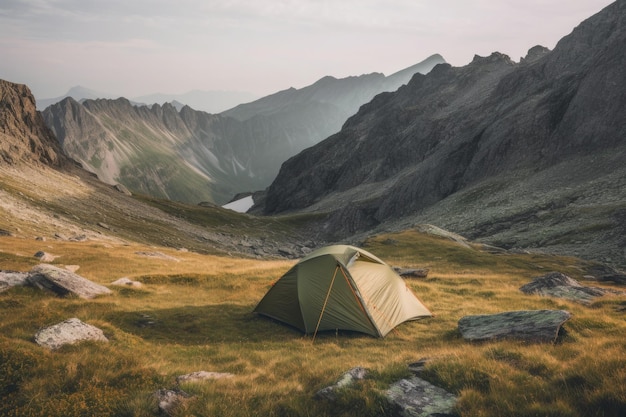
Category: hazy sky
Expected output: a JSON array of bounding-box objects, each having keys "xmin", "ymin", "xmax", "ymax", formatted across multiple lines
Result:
[{"xmin": 0, "ymin": 0, "xmax": 615, "ymax": 99}]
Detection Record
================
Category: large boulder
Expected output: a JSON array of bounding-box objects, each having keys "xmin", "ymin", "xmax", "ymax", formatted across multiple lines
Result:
[
  {"xmin": 386, "ymin": 376, "xmax": 457, "ymax": 417},
  {"xmin": 0, "ymin": 270, "xmax": 30, "ymax": 292},
  {"xmin": 520, "ymin": 272, "xmax": 609, "ymax": 305},
  {"xmin": 458, "ymin": 310, "xmax": 572, "ymax": 343},
  {"xmin": 28, "ymin": 264, "xmax": 112, "ymax": 299},
  {"xmin": 34, "ymin": 318, "xmax": 108, "ymax": 350}
]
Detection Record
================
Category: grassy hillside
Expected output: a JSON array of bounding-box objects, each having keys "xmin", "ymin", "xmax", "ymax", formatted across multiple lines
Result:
[{"xmin": 1, "ymin": 229, "xmax": 624, "ymax": 417}]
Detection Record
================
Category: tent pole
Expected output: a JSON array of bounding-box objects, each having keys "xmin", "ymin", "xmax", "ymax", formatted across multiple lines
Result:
[{"xmin": 312, "ymin": 264, "xmax": 340, "ymax": 343}]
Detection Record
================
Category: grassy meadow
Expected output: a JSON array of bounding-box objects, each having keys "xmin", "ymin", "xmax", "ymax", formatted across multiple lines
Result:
[{"xmin": 1, "ymin": 230, "xmax": 625, "ymax": 417}]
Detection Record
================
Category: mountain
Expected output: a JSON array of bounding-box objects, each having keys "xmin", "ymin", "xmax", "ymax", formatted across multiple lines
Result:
[
  {"xmin": 0, "ymin": 80, "xmax": 68, "ymax": 167},
  {"xmin": 42, "ymin": 97, "xmax": 276, "ymax": 204},
  {"xmin": 42, "ymin": 55, "xmax": 445, "ymax": 204},
  {"xmin": 36, "ymin": 86, "xmax": 118, "ymax": 110},
  {"xmin": 222, "ymin": 54, "xmax": 445, "ymax": 123},
  {"xmin": 260, "ymin": 1, "xmax": 626, "ymax": 267},
  {"xmin": 133, "ymin": 90, "xmax": 259, "ymax": 114},
  {"xmin": 0, "ymin": 78, "xmax": 321, "ymax": 257}
]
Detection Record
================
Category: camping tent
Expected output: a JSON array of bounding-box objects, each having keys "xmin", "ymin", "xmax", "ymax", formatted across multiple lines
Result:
[{"xmin": 254, "ymin": 245, "xmax": 431, "ymax": 338}]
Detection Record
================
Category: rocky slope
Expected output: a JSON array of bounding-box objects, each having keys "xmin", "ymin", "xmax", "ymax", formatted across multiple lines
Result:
[
  {"xmin": 260, "ymin": 1, "xmax": 626, "ymax": 267},
  {"xmin": 0, "ymin": 80, "xmax": 68, "ymax": 167},
  {"xmin": 42, "ymin": 55, "xmax": 444, "ymax": 204}
]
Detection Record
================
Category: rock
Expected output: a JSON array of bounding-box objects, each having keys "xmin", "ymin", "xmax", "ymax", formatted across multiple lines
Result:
[
  {"xmin": 176, "ymin": 371, "xmax": 234, "ymax": 384},
  {"xmin": 34, "ymin": 318, "xmax": 108, "ymax": 350},
  {"xmin": 28, "ymin": 264, "xmax": 112, "ymax": 299},
  {"xmin": 595, "ymin": 274, "xmax": 626, "ymax": 286},
  {"xmin": 35, "ymin": 236, "xmax": 46, "ymax": 241},
  {"xmin": 393, "ymin": 267, "xmax": 429, "ymax": 278},
  {"xmin": 97, "ymin": 222, "xmax": 110, "ymax": 230},
  {"xmin": 407, "ymin": 358, "xmax": 430, "ymax": 375},
  {"xmin": 0, "ymin": 270, "xmax": 30, "ymax": 292},
  {"xmin": 520, "ymin": 272, "xmax": 608, "ymax": 305},
  {"xmin": 113, "ymin": 183, "xmax": 132, "ymax": 196},
  {"xmin": 458, "ymin": 310, "xmax": 572, "ymax": 343},
  {"xmin": 0, "ymin": 228, "xmax": 12, "ymax": 236},
  {"xmin": 278, "ymin": 247, "xmax": 297, "ymax": 258},
  {"xmin": 386, "ymin": 376, "xmax": 457, "ymax": 417},
  {"xmin": 34, "ymin": 251, "xmax": 58, "ymax": 262},
  {"xmin": 64, "ymin": 265, "xmax": 80, "ymax": 272},
  {"xmin": 315, "ymin": 367, "xmax": 368, "ymax": 401},
  {"xmin": 111, "ymin": 277, "xmax": 143, "ymax": 288},
  {"xmin": 154, "ymin": 388, "xmax": 193, "ymax": 415}
]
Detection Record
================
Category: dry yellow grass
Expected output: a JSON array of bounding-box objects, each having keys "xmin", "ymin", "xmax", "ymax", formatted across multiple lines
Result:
[{"xmin": 1, "ymin": 230, "xmax": 625, "ymax": 417}]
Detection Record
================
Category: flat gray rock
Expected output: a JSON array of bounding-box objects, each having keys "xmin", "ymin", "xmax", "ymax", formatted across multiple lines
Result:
[
  {"xmin": 458, "ymin": 310, "xmax": 571, "ymax": 343},
  {"xmin": 176, "ymin": 371, "xmax": 234, "ymax": 384},
  {"xmin": 28, "ymin": 264, "xmax": 112, "ymax": 299},
  {"xmin": 111, "ymin": 277, "xmax": 143, "ymax": 288},
  {"xmin": 315, "ymin": 367, "xmax": 368, "ymax": 401},
  {"xmin": 34, "ymin": 318, "xmax": 108, "ymax": 350},
  {"xmin": 520, "ymin": 272, "xmax": 607, "ymax": 305},
  {"xmin": 0, "ymin": 270, "xmax": 30, "ymax": 292},
  {"xmin": 393, "ymin": 267, "xmax": 429, "ymax": 278},
  {"xmin": 154, "ymin": 388, "xmax": 192, "ymax": 414},
  {"xmin": 386, "ymin": 376, "xmax": 457, "ymax": 417}
]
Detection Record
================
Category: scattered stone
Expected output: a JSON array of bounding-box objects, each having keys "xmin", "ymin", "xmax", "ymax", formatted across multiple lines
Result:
[
  {"xmin": 415, "ymin": 224, "xmax": 470, "ymax": 248},
  {"xmin": 278, "ymin": 247, "xmax": 297, "ymax": 258},
  {"xmin": 34, "ymin": 251, "xmax": 58, "ymax": 262},
  {"xmin": 111, "ymin": 277, "xmax": 143, "ymax": 288},
  {"xmin": 68, "ymin": 234, "xmax": 88, "ymax": 242},
  {"xmin": 113, "ymin": 183, "xmax": 132, "ymax": 196},
  {"xmin": 28, "ymin": 264, "xmax": 112, "ymax": 299},
  {"xmin": 0, "ymin": 270, "xmax": 30, "ymax": 292},
  {"xmin": 154, "ymin": 388, "xmax": 193, "ymax": 415},
  {"xmin": 386, "ymin": 376, "xmax": 457, "ymax": 417},
  {"xmin": 34, "ymin": 318, "xmax": 108, "ymax": 350},
  {"xmin": 407, "ymin": 358, "xmax": 430, "ymax": 375},
  {"xmin": 520, "ymin": 272, "xmax": 609, "ymax": 305},
  {"xmin": 135, "ymin": 251, "xmax": 180, "ymax": 262},
  {"xmin": 64, "ymin": 265, "xmax": 80, "ymax": 273},
  {"xmin": 97, "ymin": 222, "xmax": 110, "ymax": 230},
  {"xmin": 394, "ymin": 267, "xmax": 429, "ymax": 278},
  {"xmin": 0, "ymin": 228, "xmax": 11, "ymax": 236},
  {"xmin": 176, "ymin": 371, "xmax": 234, "ymax": 384},
  {"xmin": 458, "ymin": 310, "xmax": 571, "ymax": 343},
  {"xmin": 35, "ymin": 236, "xmax": 46, "ymax": 241},
  {"xmin": 315, "ymin": 367, "xmax": 368, "ymax": 401}
]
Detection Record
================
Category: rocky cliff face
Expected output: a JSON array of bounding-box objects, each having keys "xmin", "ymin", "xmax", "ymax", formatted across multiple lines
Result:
[
  {"xmin": 261, "ymin": 1, "xmax": 626, "ymax": 266},
  {"xmin": 0, "ymin": 80, "xmax": 67, "ymax": 167}
]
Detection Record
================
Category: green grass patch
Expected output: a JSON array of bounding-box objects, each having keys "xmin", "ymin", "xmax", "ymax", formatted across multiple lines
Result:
[{"xmin": 0, "ymin": 229, "xmax": 624, "ymax": 416}]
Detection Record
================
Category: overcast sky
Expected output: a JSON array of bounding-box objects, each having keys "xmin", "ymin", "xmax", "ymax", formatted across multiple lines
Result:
[{"xmin": 0, "ymin": 0, "xmax": 615, "ymax": 99}]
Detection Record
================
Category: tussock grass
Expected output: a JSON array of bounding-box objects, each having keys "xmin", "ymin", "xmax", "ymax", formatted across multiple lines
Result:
[{"xmin": 1, "ymin": 230, "xmax": 625, "ymax": 416}]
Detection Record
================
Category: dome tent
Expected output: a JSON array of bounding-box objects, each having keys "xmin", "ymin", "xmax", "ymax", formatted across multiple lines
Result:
[{"xmin": 254, "ymin": 245, "xmax": 431, "ymax": 338}]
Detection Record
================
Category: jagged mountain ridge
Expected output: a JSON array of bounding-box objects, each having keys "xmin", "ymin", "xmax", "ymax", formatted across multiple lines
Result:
[
  {"xmin": 42, "ymin": 56, "xmax": 445, "ymax": 204},
  {"xmin": 43, "ymin": 97, "xmax": 276, "ymax": 204},
  {"xmin": 261, "ymin": 1, "xmax": 626, "ymax": 266}
]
